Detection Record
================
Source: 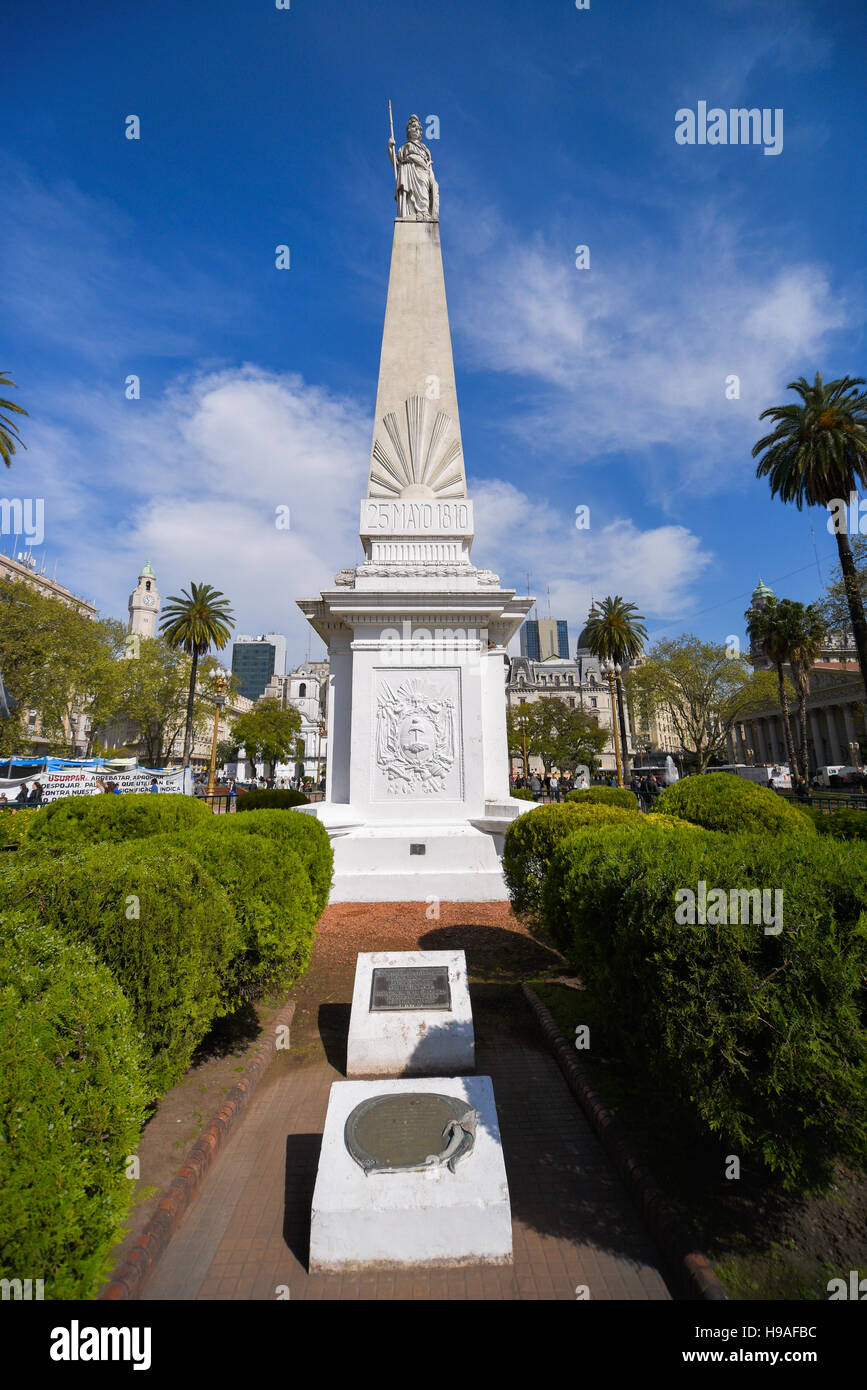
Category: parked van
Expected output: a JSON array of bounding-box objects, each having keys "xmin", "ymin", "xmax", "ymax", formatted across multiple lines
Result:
[
  {"xmin": 711, "ymin": 764, "xmax": 793, "ymax": 791},
  {"xmin": 814, "ymin": 765, "xmax": 859, "ymax": 788}
]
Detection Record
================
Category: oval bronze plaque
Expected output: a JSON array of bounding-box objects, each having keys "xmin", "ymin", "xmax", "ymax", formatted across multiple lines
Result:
[{"xmin": 344, "ymin": 1093, "xmax": 477, "ymax": 1176}]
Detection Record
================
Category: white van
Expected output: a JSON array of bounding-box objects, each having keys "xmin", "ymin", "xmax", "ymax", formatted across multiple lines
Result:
[
  {"xmin": 814, "ymin": 765, "xmax": 859, "ymax": 788},
  {"xmin": 712, "ymin": 764, "xmax": 793, "ymax": 791}
]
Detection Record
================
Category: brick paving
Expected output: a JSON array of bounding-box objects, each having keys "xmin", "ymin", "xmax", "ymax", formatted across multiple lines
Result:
[{"xmin": 142, "ymin": 904, "xmax": 673, "ymax": 1301}]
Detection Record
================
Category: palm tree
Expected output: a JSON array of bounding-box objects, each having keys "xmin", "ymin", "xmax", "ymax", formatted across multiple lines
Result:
[
  {"xmin": 0, "ymin": 372, "xmax": 29, "ymax": 466},
  {"xmin": 159, "ymin": 582, "xmax": 234, "ymax": 766},
  {"xmin": 582, "ymin": 596, "xmax": 648, "ymax": 776},
  {"xmin": 753, "ymin": 372, "xmax": 867, "ymax": 684},
  {"xmin": 788, "ymin": 601, "xmax": 827, "ymax": 785},
  {"xmin": 744, "ymin": 595, "xmax": 803, "ymax": 786}
]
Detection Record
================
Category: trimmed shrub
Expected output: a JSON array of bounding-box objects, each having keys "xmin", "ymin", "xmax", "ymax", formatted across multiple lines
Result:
[
  {"xmin": 157, "ymin": 822, "xmax": 317, "ymax": 998},
  {"xmin": 816, "ymin": 808, "xmax": 867, "ymax": 841},
  {"xmin": 221, "ymin": 808, "xmax": 333, "ymax": 916},
  {"xmin": 0, "ymin": 807, "xmax": 39, "ymax": 847},
  {"xmin": 653, "ymin": 772, "xmax": 815, "ymax": 837},
  {"xmin": 503, "ymin": 801, "xmax": 640, "ymax": 916},
  {"xmin": 564, "ymin": 786, "xmax": 639, "ymax": 810},
  {"xmin": 510, "ymin": 788, "xmax": 536, "ymax": 801},
  {"xmin": 543, "ymin": 821, "xmax": 867, "ymax": 1187},
  {"xmin": 25, "ymin": 791, "xmax": 212, "ymax": 849},
  {"xmin": 0, "ymin": 840, "xmax": 241, "ymax": 1092},
  {"xmin": 0, "ymin": 913, "xmax": 149, "ymax": 1299},
  {"xmin": 236, "ymin": 788, "xmax": 309, "ymax": 810}
]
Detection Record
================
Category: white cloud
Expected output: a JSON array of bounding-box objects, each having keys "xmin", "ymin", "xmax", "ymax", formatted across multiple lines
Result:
[
  {"xmin": 473, "ymin": 479, "xmax": 712, "ymax": 648},
  {"xmin": 450, "ymin": 214, "xmax": 848, "ymax": 501},
  {"xmin": 25, "ymin": 368, "xmax": 372, "ymax": 656}
]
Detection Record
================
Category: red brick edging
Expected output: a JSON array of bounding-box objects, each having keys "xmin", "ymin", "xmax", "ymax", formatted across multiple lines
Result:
[
  {"xmin": 101, "ymin": 998, "xmax": 297, "ymax": 1301},
  {"xmin": 521, "ymin": 984, "xmax": 727, "ymax": 1302}
]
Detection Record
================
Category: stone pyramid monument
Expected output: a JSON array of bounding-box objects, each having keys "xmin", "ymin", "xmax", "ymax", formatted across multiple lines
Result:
[{"xmin": 297, "ymin": 112, "xmax": 534, "ymax": 901}]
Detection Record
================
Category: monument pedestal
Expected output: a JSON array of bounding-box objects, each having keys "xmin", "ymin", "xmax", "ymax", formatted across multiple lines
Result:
[
  {"xmin": 308, "ymin": 1076, "xmax": 513, "ymax": 1271},
  {"xmin": 346, "ymin": 950, "xmax": 474, "ymax": 1076}
]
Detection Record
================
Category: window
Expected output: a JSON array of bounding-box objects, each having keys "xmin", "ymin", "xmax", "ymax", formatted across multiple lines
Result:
[
  {"xmin": 299, "ymin": 683, "xmax": 307, "ymax": 697},
  {"xmin": 590, "ymin": 698, "xmax": 597, "ymax": 709},
  {"xmin": 145, "ymin": 580, "xmax": 151, "ymax": 591}
]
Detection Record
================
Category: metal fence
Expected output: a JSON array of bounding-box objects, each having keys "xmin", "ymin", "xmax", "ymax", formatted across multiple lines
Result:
[{"xmin": 778, "ymin": 791, "xmax": 867, "ymax": 813}]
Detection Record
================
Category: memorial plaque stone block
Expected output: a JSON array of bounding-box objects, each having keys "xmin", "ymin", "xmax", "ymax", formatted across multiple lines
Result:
[{"xmin": 370, "ymin": 965, "xmax": 451, "ymax": 1012}]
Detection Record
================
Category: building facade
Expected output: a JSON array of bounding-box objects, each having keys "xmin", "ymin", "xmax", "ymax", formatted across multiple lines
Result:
[
  {"xmin": 260, "ymin": 660, "xmax": 329, "ymax": 781},
  {"xmin": 722, "ymin": 580, "xmax": 865, "ymax": 774},
  {"xmin": 507, "ymin": 623, "xmax": 635, "ymax": 776},
  {"xmin": 519, "ymin": 617, "xmax": 570, "ymax": 662},
  {"xmin": 231, "ymin": 632, "xmax": 288, "ymax": 702},
  {"xmin": 127, "ymin": 562, "xmax": 160, "ymax": 638}
]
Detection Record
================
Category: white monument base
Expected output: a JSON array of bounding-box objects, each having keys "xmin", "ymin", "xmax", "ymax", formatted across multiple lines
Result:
[
  {"xmin": 346, "ymin": 950, "xmax": 474, "ymax": 1077},
  {"xmin": 298, "ymin": 804, "xmax": 532, "ymax": 903},
  {"xmin": 309, "ymin": 1076, "xmax": 513, "ymax": 1271}
]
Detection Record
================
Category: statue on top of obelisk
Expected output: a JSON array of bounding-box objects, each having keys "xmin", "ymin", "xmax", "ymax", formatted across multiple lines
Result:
[{"xmin": 388, "ymin": 108, "xmax": 439, "ymax": 222}]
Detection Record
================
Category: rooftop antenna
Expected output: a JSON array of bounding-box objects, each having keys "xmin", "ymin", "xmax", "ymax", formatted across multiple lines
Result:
[{"xmin": 546, "ymin": 584, "xmax": 552, "ymax": 618}]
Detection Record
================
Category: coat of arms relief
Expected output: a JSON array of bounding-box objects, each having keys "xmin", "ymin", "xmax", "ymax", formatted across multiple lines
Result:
[{"xmin": 375, "ymin": 676, "xmax": 460, "ymax": 796}]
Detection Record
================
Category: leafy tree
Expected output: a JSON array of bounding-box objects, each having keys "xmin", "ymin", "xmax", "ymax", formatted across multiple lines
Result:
[
  {"xmin": 744, "ymin": 596, "xmax": 803, "ymax": 783},
  {"xmin": 753, "ymin": 372, "xmax": 867, "ymax": 684},
  {"xmin": 624, "ymin": 636, "xmax": 779, "ymax": 774},
  {"xmin": 581, "ymin": 596, "xmax": 647, "ymax": 775},
  {"xmin": 0, "ymin": 578, "xmax": 122, "ymax": 756},
  {"xmin": 216, "ymin": 738, "xmax": 240, "ymax": 768},
  {"xmin": 0, "ymin": 371, "xmax": 28, "ymax": 467},
  {"xmin": 159, "ymin": 583, "xmax": 234, "ymax": 766},
  {"xmin": 787, "ymin": 601, "xmax": 828, "ymax": 785},
  {"xmin": 820, "ymin": 536, "xmax": 867, "ymax": 642},
  {"xmin": 506, "ymin": 700, "xmax": 538, "ymax": 776},
  {"xmin": 231, "ymin": 699, "xmax": 302, "ymax": 779},
  {"xmin": 101, "ymin": 637, "xmax": 213, "ymax": 767},
  {"xmin": 507, "ymin": 697, "xmax": 605, "ymax": 776}
]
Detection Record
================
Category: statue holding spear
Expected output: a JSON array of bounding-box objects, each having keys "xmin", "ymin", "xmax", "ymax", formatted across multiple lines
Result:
[{"xmin": 387, "ymin": 106, "xmax": 439, "ymax": 221}]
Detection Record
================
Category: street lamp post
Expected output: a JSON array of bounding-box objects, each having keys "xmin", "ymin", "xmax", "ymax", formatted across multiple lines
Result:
[
  {"xmin": 206, "ymin": 670, "xmax": 231, "ymax": 800},
  {"xmin": 601, "ymin": 659, "xmax": 624, "ymax": 788}
]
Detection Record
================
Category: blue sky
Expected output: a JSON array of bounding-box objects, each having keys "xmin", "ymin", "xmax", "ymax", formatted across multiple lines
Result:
[{"xmin": 2, "ymin": 0, "xmax": 865, "ymax": 663}]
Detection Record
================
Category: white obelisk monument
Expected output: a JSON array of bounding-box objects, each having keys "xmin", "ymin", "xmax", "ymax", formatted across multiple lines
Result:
[{"xmin": 297, "ymin": 112, "xmax": 534, "ymax": 901}]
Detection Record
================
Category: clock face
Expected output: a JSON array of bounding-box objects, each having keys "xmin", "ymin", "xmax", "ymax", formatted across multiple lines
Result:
[{"xmin": 142, "ymin": 595, "xmax": 154, "ymax": 607}]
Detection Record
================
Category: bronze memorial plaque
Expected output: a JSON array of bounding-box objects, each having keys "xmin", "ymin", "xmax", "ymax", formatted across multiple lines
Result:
[
  {"xmin": 344, "ymin": 1093, "xmax": 477, "ymax": 1175},
  {"xmin": 369, "ymin": 965, "xmax": 451, "ymax": 1012}
]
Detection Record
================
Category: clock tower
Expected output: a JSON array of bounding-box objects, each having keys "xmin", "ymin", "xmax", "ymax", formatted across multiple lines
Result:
[{"xmin": 128, "ymin": 562, "xmax": 160, "ymax": 638}]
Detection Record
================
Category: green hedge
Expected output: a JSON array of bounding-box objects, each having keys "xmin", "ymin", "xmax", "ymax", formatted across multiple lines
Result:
[
  {"xmin": 221, "ymin": 808, "xmax": 333, "ymax": 915},
  {"xmin": 0, "ymin": 840, "xmax": 241, "ymax": 1092},
  {"xmin": 816, "ymin": 808, "xmax": 867, "ymax": 841},
  {"xmin": 25, "ymin": 792, "xmax": 212, "ymax": 848},
  {"xmin": 159, "ymin": 823, "xmax": 317, "ymax": 998},
  {"xmin": 236, "ymin": 788, "xmax": 309, "ymax": 810},
  {"xmin": 510, "ymin": 788, "xmax": 536, "ymax": 801},
  {"xmin": 543, "ymin": 821, "xmax": 867, "ymax": 1187},
  {"xmin": 503, "ymin": 801, "xmax": 641, "ymax": 916},
  {"xmin": 0, "ymin": 914, "xmax": 149, "ymax": 1299},
  {"xmin": 653, "ymin": 773, "xmax": 815, "ymax": 837},
  {"xmin": 564, "ymin": 786, "xmax": 639, "ymax": 810},
  {"xmin": 0, "ymin": 807, "xmax": 39, "ymax": 847}
]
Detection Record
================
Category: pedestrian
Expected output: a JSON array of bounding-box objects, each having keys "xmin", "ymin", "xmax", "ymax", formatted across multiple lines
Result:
[
  {"xmin": 14, "ymin": 782, "xmax": 28, "ymax": 803},
  {"xmin": 529, "ymin": 773, "xmax": 542, "ymax": 800},
  {"xmin": 26, "ymin": 781, "xmax": 43, "ymax": 806},
  {"xmin": 549, "ymin": 772, "xmax": 559, "ymax": 803},
  {"xmin": 149, "ymin": 778, "xmax": 159, "ymax": 794}
]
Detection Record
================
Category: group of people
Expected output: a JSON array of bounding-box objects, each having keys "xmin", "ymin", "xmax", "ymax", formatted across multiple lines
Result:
[
  {"xmin": 511, "ymin": 772, "xmax": 580, "ymax": 801},
  {"xmin": 0, "ymin": 781, "xmax": 43, "ymax": 808},
  {"xmin": 630, "ymin": 771, "xmax": 665, "ymax": 811}
]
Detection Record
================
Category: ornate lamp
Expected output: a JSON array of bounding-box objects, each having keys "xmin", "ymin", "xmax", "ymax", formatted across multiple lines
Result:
[{"xmin": 207, "ymin": 669, "xmax": 232, "ymax": 800}]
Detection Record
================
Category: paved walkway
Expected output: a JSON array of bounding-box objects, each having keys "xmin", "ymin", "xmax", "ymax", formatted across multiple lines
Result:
[{"xmin": 143, "ymin": 906, "xmax": 673, "ymax": 1301}]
